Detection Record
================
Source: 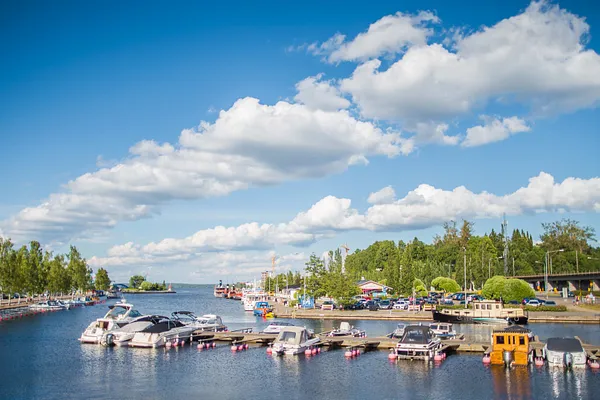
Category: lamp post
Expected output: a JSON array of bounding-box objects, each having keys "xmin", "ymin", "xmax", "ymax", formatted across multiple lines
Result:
[
  {"xmin": 463, "ymin": 247, "xmax": 467, "ymax": 309},
  {"xmin": 545, "ymin": 249, "xmax": 564, "ymax": 298}
]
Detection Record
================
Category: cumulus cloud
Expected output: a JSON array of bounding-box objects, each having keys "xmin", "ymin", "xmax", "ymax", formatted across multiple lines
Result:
[
  {"xmin": 294, "ymin": 74, "xmax": 351, "ymax": 111},
  {"xmin": 367, "ymin": 186, "xmax": 396, "ymax": 204},
  {"xmin": 339, "ymin": 2, "xmax": 600, "ymax": 122},
  {"xmin": 462, "ymin": 116, "xmax": 531, "ymax": 147},
  {"xmin": 307, "ymin": 11, "xmax": 439, "ymax": 63},
  {"xmin": 1, "ymin": 98, "xmax": 402, "ymax": 244},
  {"xmin": 92, "ymin": 172, "xmax": 600, "ymax": 268}
]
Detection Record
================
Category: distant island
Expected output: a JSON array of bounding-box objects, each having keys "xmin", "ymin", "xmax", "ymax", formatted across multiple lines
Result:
[{"xmin": 122, "ymin": 275, "xmax": 176, "ymax": 293}]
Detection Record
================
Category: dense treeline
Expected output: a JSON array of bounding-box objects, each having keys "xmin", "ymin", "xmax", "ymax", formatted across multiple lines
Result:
[
  {"xmin": 343, "ymin": 218, "xmax": 598, "ymax": 294},
  {"xmin": 0, "ymin": 238, "xmax": 111, "ymax": 296}
]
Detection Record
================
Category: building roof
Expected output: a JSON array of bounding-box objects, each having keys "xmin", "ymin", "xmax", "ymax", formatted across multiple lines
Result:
[{"xmin": 356, "ymin": 280, "xmax": 393, "ymax": 291}]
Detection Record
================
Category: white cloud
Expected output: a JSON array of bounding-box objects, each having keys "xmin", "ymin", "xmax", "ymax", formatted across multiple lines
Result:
[
  {"xmin": 294, "ymin": 74, "xmax": 351, "ymax": 111},
  {"xmin": 308, "ymin": 11, "xmax": 439, "ymax": 63},
  {"xmin": 340, "ymin": 2, "xmax": 600, "ymax": 122},
  {"xmin": 367, "ymin": 186, "xmax": 396, "ymax": 204},
  {"xmin": 462, "ymin": 116, "xmax": 531, "ymax": 147},
  {"xmin": 1, "ymin": 98, "xmax": 401, "ymax": 244},
  {"xmin": 91, "ymin": 172, "xmax": 600, "ymax": 269}
]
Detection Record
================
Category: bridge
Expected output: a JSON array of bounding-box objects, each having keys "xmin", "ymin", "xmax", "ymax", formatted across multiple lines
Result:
[{"xmin": 512, "ymin": 271, "xmax": 600, "ymax": 292}]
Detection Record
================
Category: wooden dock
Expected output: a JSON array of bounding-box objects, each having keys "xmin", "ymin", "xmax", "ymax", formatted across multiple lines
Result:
[{"xmin": 189, "ymin": 330, "xmax": 600, "ymax": 359}]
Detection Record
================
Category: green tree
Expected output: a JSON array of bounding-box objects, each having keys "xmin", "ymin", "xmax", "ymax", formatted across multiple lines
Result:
[
  {"xmin": 129, "ymin": 275, "xmax": 146, "ymax": 289},
  {"xmin": 94, "ymin": 268, "xmax": 111, "ymax": 291},
  {"xmin": 502, "ymin": 279, "xmax": 535, "ymax": 302},
  {"xmin": 431, "ymin": 277, "xmax": 461, "ymax": 293},
  {"xmin": 413, "ymin": 278, "xmax": 428, "ymax": 296},
  {"xmin": 47, "ymin": 255, "xmax": 70, "ymax": 294},
  {"xmin": 68, "ymin": 246, "xmax": 92, "ymax": 292},
  {"xmin": 482, "ymin": 276, "xmax": 507, "ymax": 300}
]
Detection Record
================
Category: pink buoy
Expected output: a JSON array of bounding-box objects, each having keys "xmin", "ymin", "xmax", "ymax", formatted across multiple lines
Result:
[
  {"xmin": 197, "ymin": 344, "xmax": 203, "ymax": 350},
  {"xmin": 434, "ymin": 354, "xmax": 443, "ymax": 362},
  {"xmin": 535, "ymin": 357, "xmax": 544, "ymax": 367},
  {"xmin": 266, "ymin": 347, "xmax": 272, "ymax": 354},
  {"xmin": 388, "ymin": 353, "xmax": 397, "ymax": 360},
  {"xmin": 590, "ymin": 360, "xmax": 600, "ymax": 369},
  {"xmin": 356, "ymin": 349, "xmax": 360, "ymax": 356},
  {"xmin": 311, "ymin": 348, "xmax": 317, "ymax": 355},
  {"xmin": 352, "ymin": 350, "xmax": 357, "ymax": 357},
  {"xmin": 237, "ymin": 345, "xmax": 243, "ymax": 351},
  {"xmin": 231, "ymin": 345, "xmax": 238, "ymax": 352},
  {"xmin": 482, "ymin": 355, "xmax": 491, "ymax": 364},
  {"xmin": 304, "ymin": 349, "xmax": 312, "ymax": 356},
  {"xmin": 345, "ymin": 351, "xmax": 353, "ymax": 358},
  {"xmin": 244, "ymin": 344, "xmax": 249, "ymax": 350},
  {"xmin": 173, "ymin": 341, "xmax": 179, "ymax": 347},
  {"xmin": 212, "ymin": 342, "xmax": 216, "ymax": 348},
  {"xmin": 165, "ymin": 341, "xmax": 172, "ymax": 349},
  {"xmin": 317, "ymin": 347, "xmax": 321, "ymax": 354}
]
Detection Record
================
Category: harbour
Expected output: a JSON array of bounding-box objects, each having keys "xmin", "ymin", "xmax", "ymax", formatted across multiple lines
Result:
[{"xmin": 2, "ymin": 286, "xmax": 600, "ymax": 400}]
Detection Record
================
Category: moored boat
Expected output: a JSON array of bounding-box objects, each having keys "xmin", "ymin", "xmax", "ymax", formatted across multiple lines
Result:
[
  {"xmin": 79, "ymin": 302, "xmax": 144, "ymax": 344},
  {"xmin": 487, "ymin": 326, "xmax": 535, "ymax": 367},
  {"xmin": 129, "ymin": 319, "xmax": 196, "ymax": 348},
  {"xmin": 432, "ymin": 300, "xmax": 528, "ymax": 325},
  {"xmin": 100, "ymin": 315, "xmax": 167, "ymax": 347},
  {"xmin": 327, "ymin": 322, "xmax": 366, "ymax": 338},
  {"xmin": 429, "ymin": 323, "xmax": 457, "ymax": 340},
  {"xmin": 253, "ymin": 301, "xmax": 273, "ymax": 317},
  {"xmin": 29, "ymin": 300, "xmax": 68, "ymax": 311},
  {"xmin": 172, "ymin": 312, "xmax": 228, "ymax": 332},
  {"xmin": 271, "ymin": 326, "xmax": 320, "ymax": 355},
  {"xmin": 261, "ymin": 321, "xmax": 295, "ymax": 334},
  {"xmin": 394, "ymin": 325, "xmax": 443, "ymax": 361},
  {"xmin": 387, "ymin": 323, "xmax": 406, "ymax": 339},
  {"xmin": 543, "ymin": 337, "xmax": 587, "ymax": 368}
]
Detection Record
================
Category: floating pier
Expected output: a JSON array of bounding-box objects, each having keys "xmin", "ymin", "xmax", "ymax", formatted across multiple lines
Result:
[{"xmin": 189, "ymin": 330, "xmax": 600, "ymax": 360}]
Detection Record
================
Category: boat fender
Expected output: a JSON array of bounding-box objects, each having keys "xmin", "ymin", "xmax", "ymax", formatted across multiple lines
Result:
[{"xmin": 345, "ymin": 350, "xmax": 353, "ymax": 358}]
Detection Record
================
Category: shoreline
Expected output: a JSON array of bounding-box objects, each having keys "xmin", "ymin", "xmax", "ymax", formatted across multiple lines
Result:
[
  {"xmin": 121, "ymin": 290, "xmax": 177, "ymax": 294},
  {"xmin": 272, "ymin": 305, "xmax": 600, "ymax": 324}
]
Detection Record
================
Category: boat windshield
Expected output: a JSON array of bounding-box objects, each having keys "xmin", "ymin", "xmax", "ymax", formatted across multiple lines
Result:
[
  {"xmin": 279, "ymin": 331, "xmax": 297, "ymax": 344},
  {"xmin": 198, "ymin": 318, "xmax": 217, "ymax": 325}
]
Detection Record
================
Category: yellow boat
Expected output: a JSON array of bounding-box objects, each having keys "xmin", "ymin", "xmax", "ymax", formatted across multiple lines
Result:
[{"xmin": 489, "ymin": 326, "xmax": 534, "ymax": 366}]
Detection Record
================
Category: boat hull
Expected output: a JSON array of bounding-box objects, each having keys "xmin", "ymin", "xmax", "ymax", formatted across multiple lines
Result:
[{"xmin": 432, "ymin": 311, "xmax": 528, "ymax": 325}]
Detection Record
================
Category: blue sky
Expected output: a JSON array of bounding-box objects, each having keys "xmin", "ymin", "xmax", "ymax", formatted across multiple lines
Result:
[{"xmin": 1, "ymin": 0, "xmax": 599, "ymax": 283}]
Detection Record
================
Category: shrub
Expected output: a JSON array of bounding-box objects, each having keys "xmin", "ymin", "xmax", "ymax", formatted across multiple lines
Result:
[
  {"xmin": 431, "ymin": 277, "xmax": 461, "ymax": 293},
  {"xmin": 482, "ymin": 276, "xmax": 534, "ymax": 303},
  {"xmin": 413, "ymin": 279, "xmax": 428, "ymax": 297},
  {"xmin": 525, "ymin": 305, "xmax": 567, "ymax": 312}
]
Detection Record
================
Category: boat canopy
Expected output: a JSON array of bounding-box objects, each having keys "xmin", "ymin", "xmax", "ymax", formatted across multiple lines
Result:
[
  {"xmin": 546, "ymin": 338, "xmax": 584, "ymax": 353},
  {"xmin": 339, "ymin": 322, "xmax": 352, "ymax": 331},
  {"xmin": 275, "ymin": 327, "xmax": 309, "ymax": 346},
  {"xmin": 141, "ymin": 320, "xmax": 184, "ymax": 334},
  {"xmin": 400, "ymin": 326, "xmax": 434, "ymax": 344}
]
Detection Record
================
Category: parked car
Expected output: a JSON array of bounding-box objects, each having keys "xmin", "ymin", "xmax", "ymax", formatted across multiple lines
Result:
[
  {"xmin": 348, "ymin": 302, "xmax": 365, "ymax": 310},
  {"xmin": 527, "ymin": 299, "xmax": 542, "ymax": 307},
  {"xmin": 544, "ymin": 300, "xmax": 557, "ymax": 306},
  {"xmin": 378, "ymin": 300, "xmax": 392, "ymax": 310},
  {"xmin": 508, "ymin": 300, "xmax": 520, "ymax": 305},
  {"xmin": 393, "ymin": 300, "xmax": 409, "ymax": 310},
  {"xmin": 441, "ymin": 299, "xmax": 454, "ymax": 305},
  {"xmin": 365, "ymin": 301, "xmax": 379, "ymax": 311},
  {"xmin": 321, "ymin": 301, "xmax": 335, "ymax": 310}
]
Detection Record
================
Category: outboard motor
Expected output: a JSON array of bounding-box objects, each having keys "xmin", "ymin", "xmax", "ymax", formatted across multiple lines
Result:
[
  {"xmin": 563, "ymin": 352, "xmax": 573, "ymax": 369},
  {"xmin": 100, "ymin": 333, "xmax": 114, "ymax": 347},
  {"xmin": 503, "ymin": 350, "xmax": 514, "ymax": 367}
]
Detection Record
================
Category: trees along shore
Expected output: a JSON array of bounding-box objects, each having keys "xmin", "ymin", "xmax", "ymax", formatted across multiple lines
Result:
[
  {"xmin": 0, "ymin": 238, "xmax": 112, "ymax": 299},
  {"xmin": 265, "ymin": 218, "xmax": 598, "ymax": 304}
]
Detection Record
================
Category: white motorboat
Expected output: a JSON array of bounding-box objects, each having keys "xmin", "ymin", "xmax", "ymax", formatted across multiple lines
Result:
[
  {"xmin": 79, "ymin": 302, "xmax": 144, "ymax": 344},
  {"xmin": 261, "ymin": 321, "xmax": 295, "ymax": 334},
  {"xmin": 63, "ymin": 299, "xmax": 86, "ymax": 308},
  {"xmin": 387, "ymin": 323, "xmax": 406, "ymax": 339},
  {"xmin": 100, "ymin": 315, "xmax": 167, "ymax": 347},
  {"xmin": 129, "ymin": 319, "xmax": 196, "ymax": 348},
  {"xmin": 327, "ymin": 322, "xmax": 366, "ymax": 338},
  {"xmin": 429, "ymin": 323, "xmax": 457, "ymax": 340},
  {"xmin": 171, "ymin": 312, "xmax": 228, "ymax": 332},
  {"xmin": 394, "ymin": 325, "xmax": 443, "ymax": 361},
  {"xmin": 271, "ymin": 326, "xmax": 320, "ymax": 356},
  {"xmin": 543, "ymin": 337, "xmax": 587, "ymax": 368},
  {"xmin": 29, "ymin": 300, "xmax": 68, "ymax": 311}
]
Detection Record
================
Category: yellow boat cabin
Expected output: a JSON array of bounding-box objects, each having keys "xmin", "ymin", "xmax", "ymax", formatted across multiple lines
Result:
[{"xmin": 489, "ymin": 326, "xmax": 534, "ymax": 366}]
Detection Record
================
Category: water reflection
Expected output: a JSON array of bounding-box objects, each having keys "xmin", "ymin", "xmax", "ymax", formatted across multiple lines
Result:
[{"xmin": 489, "ymin": 365, "xmax": 531, "ymax": 400}]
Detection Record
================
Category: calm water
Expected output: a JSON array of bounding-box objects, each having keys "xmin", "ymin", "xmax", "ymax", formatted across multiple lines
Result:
[{"xmin": 1, "ymin": 287, "xmax": 598, "ymax": 400}]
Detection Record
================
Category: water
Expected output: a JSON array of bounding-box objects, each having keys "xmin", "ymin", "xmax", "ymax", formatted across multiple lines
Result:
[{"xmin": 1, "ymin": 287, "xmax": 598, "ymax": 400}]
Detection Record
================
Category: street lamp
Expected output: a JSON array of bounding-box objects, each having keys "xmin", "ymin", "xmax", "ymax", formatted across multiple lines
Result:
[{"xmin": 545, "ymin": 249, "xmax": 564, "ymax": 298}]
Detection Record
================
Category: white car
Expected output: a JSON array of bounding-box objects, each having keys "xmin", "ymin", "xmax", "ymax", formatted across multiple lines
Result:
[
  {"xmin": 393, "ymin": 301, "xmax": 408, "ymax": 310},
  {"xmin": 527, "ymin": 299, "xmax": 542, "ymax": 307}
]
